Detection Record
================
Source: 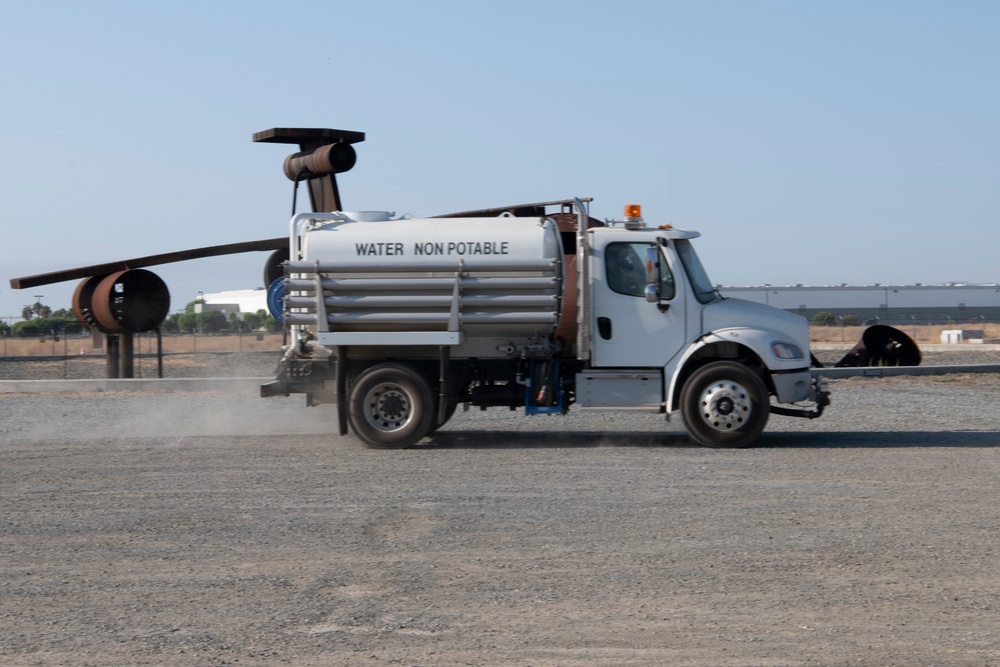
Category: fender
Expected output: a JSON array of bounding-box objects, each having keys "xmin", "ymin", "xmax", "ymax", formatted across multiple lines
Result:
[{"xmin": 664, "ymin": 327, "xmax": 809, "ymax": 412}]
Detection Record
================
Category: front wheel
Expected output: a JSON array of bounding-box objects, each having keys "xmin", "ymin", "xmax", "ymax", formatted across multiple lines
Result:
[
  {"xmin": 349, "ymin": 363, "xmax": 434, "ymax": 449},
  {"xmin": 680, "ymin": 361, "xmax": 769, "ymax": 448}
]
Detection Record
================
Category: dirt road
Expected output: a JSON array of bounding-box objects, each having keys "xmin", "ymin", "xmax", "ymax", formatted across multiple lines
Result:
[{"xmin": 2, "ymin": 375, "xmax": 999, "ymax": 666}]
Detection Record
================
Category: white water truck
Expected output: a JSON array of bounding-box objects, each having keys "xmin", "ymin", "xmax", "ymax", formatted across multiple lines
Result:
[{"xmin": 263, "ymin": 199, "xmax": 842, "ymax": 449}]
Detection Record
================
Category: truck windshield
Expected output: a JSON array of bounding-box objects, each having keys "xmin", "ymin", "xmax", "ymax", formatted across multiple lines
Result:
[{"xmin": 674, "ymin": 239, "xmax": 719, "ymax": 304}]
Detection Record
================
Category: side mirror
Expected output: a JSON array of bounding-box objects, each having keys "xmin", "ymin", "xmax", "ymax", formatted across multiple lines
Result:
[
  {"xmin": 643, "ymin": 247, "xmax": 658, "ymax": 284},
  {"xmin": 644, "ymin": 247, "xmax": 659, "ymax": 303}
]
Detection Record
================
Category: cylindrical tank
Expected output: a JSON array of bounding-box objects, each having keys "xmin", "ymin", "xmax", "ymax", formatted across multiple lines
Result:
[
  {"xmin": 288, "ymin": 213, "xmax": 565, "ymax": 342},
  {"xmin": 299, "ymin": 212, "xmax": 560, "ymax": 264}
]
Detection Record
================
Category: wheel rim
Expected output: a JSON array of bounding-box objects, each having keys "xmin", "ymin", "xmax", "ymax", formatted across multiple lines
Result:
[
  {"xmin": 696, "ymin": 380, "xmax": 753, "ymax": 432},
  {"xmin": 362, "ymin": 382, "xmax": 414, "ymax": 432}
]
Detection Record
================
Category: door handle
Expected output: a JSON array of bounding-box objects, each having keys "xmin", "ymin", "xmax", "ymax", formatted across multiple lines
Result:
[{"xmin": 597, "ymin": 316, "xmax": 612, "ymax": 340}]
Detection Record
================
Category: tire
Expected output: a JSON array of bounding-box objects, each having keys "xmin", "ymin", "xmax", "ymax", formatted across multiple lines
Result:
[
  {"xmin": 680, "ymin": 361, "xmax": 769, "ymax": 448},
  {"xmin": 348, "ymin": 363, "xmax": 434, "ymax": 449}
]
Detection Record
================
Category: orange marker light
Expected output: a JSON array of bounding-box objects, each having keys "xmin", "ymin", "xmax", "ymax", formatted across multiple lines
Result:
[{"xmin": 624, "ymin": 204, "xmax": 642, "ymax": 218}]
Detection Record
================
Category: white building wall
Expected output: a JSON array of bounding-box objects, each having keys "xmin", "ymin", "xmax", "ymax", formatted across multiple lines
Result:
[
  {"xmin": 719, "ymin": 284, "xmax": 1000, "ymax": 323},
  {"xmin": 200, "ymin": 289, "xmax": 268, "ymax": 315}
]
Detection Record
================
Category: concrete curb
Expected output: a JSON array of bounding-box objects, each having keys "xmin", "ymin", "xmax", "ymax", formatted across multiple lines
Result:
[{"xmin": 0, "ymin": 377, "xmax": 271, "ymax": 394}]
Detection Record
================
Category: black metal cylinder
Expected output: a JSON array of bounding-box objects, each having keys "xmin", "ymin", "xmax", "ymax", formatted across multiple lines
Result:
[
  {"xmin": 283, "ymin": 142, "xmax": 357, "ymax": 180},
  {"xmin": 835, "ymin": 325, "xmax": 922, "ymax": 367}
]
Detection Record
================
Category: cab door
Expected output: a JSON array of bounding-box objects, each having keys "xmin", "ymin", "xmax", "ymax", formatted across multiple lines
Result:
[{"xmin": 590, "ymin": 235, "xmax": 688, "ymax": 368}]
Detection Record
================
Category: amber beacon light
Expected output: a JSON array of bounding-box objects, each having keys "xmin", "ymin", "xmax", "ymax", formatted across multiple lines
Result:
[{"xmin": 624, "ymin": 204, "xmax": 642, "ymax": 219}]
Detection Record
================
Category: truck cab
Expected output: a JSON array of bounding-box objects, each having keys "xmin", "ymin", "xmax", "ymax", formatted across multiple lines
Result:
[{"xmin": 579, "ymin": 208, "xmax": 819, "ymax": 446}]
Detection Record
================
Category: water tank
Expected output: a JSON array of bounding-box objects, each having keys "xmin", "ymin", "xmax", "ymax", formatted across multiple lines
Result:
[{"xmin": 283, "ymin": 214, "xmax": 565, "ymax": 342}]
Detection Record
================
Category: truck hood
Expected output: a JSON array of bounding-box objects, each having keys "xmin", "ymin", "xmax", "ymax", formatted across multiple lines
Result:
[{"xmin": 702, "ymin": 297, "xmax": 810, "ymax": 349}]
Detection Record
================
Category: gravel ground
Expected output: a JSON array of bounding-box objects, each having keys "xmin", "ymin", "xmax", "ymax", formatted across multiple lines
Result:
[{"xmin": 1, "ymin": 349, "xmax": 999, "ymax": 666}]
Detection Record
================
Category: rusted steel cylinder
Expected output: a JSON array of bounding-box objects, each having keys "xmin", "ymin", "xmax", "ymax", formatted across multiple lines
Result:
[
  {"xmin": 89, "ymin": 269, "xmax": 171, "ymax": 334},
  {"xmin": 283, "ymin": 142, "xmax": 357, "ymax": 180},
  {"xmin": 71, "ymin": 274, "xmax": 108, "ymax": 330}
]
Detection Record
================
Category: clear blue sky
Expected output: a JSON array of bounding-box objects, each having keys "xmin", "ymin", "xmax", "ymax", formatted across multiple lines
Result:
[{"xmin": 2, "ymin": 0, "xmax": 998, "ymax": 320}]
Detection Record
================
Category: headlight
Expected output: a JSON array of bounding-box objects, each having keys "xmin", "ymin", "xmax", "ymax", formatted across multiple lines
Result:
[{"xmin": 771, "ymin": 341, "xmax": 804, "ymax": 360}]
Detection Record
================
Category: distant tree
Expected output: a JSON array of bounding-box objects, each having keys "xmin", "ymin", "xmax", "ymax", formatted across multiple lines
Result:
[
  {"xmin": 262, "ymin": 314, "xmax": 282, "ymax": 333},
  {"xmin": 21, "ymin": 302, "xmax": 53, "ymax": 320},
  {"xmin": 177, "ymin": 312, "xmax": 199, "ymax": 333},
  {"xmin": 841, "ymin": 314, "xmax": 861, "ymax": 326},
  {"xmin": 812, "ymin": 311, "xmax": 836, "ymax": 327},
  {"xmin": 34, "ymin": 317, "xmax": 85, "ymax": 336},
  {"xmin": 227, "ymin": 312, "xmax": 247, "ymax": 333},
  {"xmin": 199, "ymin": 310, "xmax": 227, "ymax": 333},
  {"xmin": 243, "ymin": 310, "xmax": 266, "ymax": 331},
  {"xmin": 12, "ymin": 321, "xmax": 41, "ymax": 337},
  {"xmin": 0, "ymin": 321, "xmax": 11, "ymax": 336},
  {"xmin": 11, "ymin": 311, "xmax": 83, "ymax": 337},
  {"xmin": 161, "ymin": 313, "xmax": 181, "ymax": 333}
]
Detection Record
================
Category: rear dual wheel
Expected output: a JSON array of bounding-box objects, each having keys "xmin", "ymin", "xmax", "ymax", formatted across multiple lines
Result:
[{"xmin": 348, "ymin": 363, "xmax": 434, "ymax": 449}]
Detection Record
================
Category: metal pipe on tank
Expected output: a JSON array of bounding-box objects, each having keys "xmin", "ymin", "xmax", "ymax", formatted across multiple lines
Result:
[
  {"xmin": 287, "ymin": 259, "xmax": 558, "ymax": 274},
  {"xmin": 574, "ymin": 198, "xmax": 590, "ymax": 362},
  {"xmin": 283, "ymin": 294, "xmax": 558, "ymax": 309},
  {"xmin": 285, "ymin": 277, "xmax": 559, "ymax": 292}
]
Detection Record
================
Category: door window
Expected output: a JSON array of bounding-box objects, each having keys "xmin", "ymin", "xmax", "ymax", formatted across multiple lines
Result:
[{"xmin": 605, "ymin": 242, "xmax": 674, "ymax": 300}]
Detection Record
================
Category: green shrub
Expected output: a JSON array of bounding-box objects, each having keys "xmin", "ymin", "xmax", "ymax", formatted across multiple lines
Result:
[
  {"xmin": 811, "ymin": 311, "xmax": 836, "ymax": 327},
  {"xmin": 841, "ymin": 314, "xmax": 861, "ymax": 326}
]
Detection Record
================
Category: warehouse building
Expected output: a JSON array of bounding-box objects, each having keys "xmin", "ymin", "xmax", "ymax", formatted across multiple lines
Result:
[
  {"xmin": 719, "ymin": 284, "xmax": 1000, "ymax": 325},
  {"xmin": 197, "ymin": 288, "xmax": 268, "ymax": 316}
]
